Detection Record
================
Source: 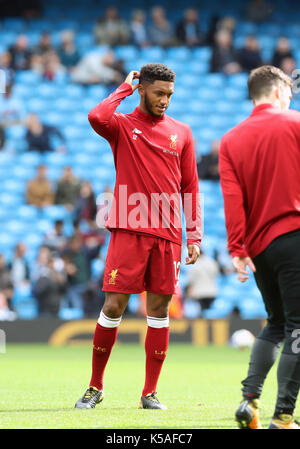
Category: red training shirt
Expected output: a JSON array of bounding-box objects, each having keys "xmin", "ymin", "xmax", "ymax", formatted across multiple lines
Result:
[
  {"xmin": 219, "ymin": 103, "xmax": 300, "ymax": 259},
  {"xmin": 88, "ymin": 82, "xmax": 202, "ymax": 247}
]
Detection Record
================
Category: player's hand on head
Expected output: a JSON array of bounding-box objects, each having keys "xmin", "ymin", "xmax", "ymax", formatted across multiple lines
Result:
[
  {"xmin": 185, "ymin": 244, "xmax": 200, "ymax": 265},
  {"xmin": 124, "ymin": 71, "xmax": 140, "ymax": 92},
  {"xmin": 232, "ymin": 256, "xmax": 256, "ymax": 283}
]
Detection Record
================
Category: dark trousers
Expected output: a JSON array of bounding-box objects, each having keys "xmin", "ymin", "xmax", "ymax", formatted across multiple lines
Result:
[
  {"xmin": 253, "ymin": 228, "xmax": 300, "ymax": 354},
  {"xmin": 242, "ymin": 229, "xmax": 300, "ymax": 414}
]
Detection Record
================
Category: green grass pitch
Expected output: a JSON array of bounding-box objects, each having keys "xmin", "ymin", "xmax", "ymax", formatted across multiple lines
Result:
[{"xmin": 0, "ymin": 343, "xmax": 298, "ymax": 429}]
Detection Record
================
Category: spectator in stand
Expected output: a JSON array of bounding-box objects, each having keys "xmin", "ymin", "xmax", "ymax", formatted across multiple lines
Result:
[
  {"xmin": 42, "ymin": 50, "xmax": 66, "ymax": 82},
  {"xmin": 280, "ymin": 56, "xmax": 296, "ymax": 77},
  {"xmin": 33, "ymin": 32, "xmax": 53, "ymax": 57},
  {"xmin": 71, "ymin": 50, "xmax": 124, "ymax": 86},
  {"xmin": 244, "ymin": 0, "xmax": 273, "ymax": 22},
  {"xmin": 43, "ymin": 219, "xmax": 68, "ymax": 254},
  {"xmin": 8, "ymin": 243, "xmax": 30, "ymax": 289},
  {"xmin": 205, "ymin": 14, "xmax": 220, "ymax": 46},
  {"xmin": 271, "ymin": 37, "xmax": 294, "ymax": 69},
  {"xmin": 0, "ymin": 83, "xmax": 24, "ymax": 125},
  {"xmin": 184, "ymin": 249, "xmax": 220, "ymax": 314},
  {"xmin": 0, "ymin": 253, "xmax": 14, "ymax": 311},
  {"xmin": 0, "ymin": 51, "xmax": 15, "ymax": 86},
  {"xmin": 55, "ymin": 166, "xmax": 81, "ymax": 211},
  {"xmin": 210, "ymin": 28, "xmax": 241, "ymax": 74},
  {"xmin": 32, "ymin": 246, "xmax": 67, "ymax": 317},
  {"xmin": 130, "ymin": 9, "xmax": 151, "ymax": 48},
  {"xmin": 26, "ymin": 164, "xmax": 54, "ymax": 208},
  {"xmin": 93, "ymin": 6, "xmax": 130, "ymax": 46},
  {"xmin": 238, "ymin": 35, "xmax": 263, "ymax": 72},
  {"xmin": 63, "ymin": 235, "xmax": 97, "ymax": 309},
  {"xmin": 0, "ymin": 292, "xmax": 17, "ymax": 320},
  {"xmin": 25, "ymin": 113, "xmax": 66, "ymax": 153},
  {"xmin": 57, "ymin": 30, "xmax": 80, "ymax": 70},
  {"xmin": 197, "ymin": 139, "xmax": 220, "ymax": 181},
  {"xmin": 148, "ymin": 6, "xmax": 175, "ymax": 47},
  {"xmin": 8, "ymin": 34, "xmax": 32, "ymax": 70},
  {"xmin": 74, "ymin": 181, "xmax": 97, "ymax": 225},
  {"xmin": 176, "ymin": 8, "xmax": 203, "ymax": 47},
  {"xmin": 0, "ymin": 82, "xmax": 25, "ymax": 150}
]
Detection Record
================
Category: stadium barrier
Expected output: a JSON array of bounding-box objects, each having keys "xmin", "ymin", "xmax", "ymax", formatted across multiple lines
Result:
[{"xmin": 0, "ymin": 317, "xmax": 265, "ymax": 345}]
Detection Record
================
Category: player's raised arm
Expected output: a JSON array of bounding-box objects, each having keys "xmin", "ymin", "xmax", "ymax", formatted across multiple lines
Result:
[{"xmin": 88, "ymin": 71, "xmax": 140, "ymax": 142}]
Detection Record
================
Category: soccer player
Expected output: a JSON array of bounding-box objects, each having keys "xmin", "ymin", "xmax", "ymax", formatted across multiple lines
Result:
[
  {"xmin": 219, "ymin": 65, "xmax": 300, "ymax": 429},
  {"xmin": 75, "ymin": 63, "xmax": 202, "ymax": 409}
]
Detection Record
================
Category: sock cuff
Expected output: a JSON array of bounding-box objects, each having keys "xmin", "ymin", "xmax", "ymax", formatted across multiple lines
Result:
[
  {"xmin": 98, "ymin": 310, "xmax": 122, "ymax": 328},
  {"xmin": 147, "ymin": 315, "xmax": 169, "ymax": 329}
]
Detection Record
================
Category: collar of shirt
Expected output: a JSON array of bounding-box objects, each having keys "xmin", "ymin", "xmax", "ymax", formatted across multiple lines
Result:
[
  {"xmin": 132, "ymin": 106, "xmax": 166, "ymax": 123},
  {"xmin": 250, "ymin": 103, "xmax": 279, "ymax": 116}
]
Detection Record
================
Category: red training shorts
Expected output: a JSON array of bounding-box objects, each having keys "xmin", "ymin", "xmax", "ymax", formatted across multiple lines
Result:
[{"xmin": 102, "ymin": 230, "xmax": 182, "ymax": 295}]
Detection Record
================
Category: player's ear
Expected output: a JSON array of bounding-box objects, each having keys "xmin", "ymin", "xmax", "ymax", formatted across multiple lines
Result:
[
  {"xmin": 274, "ymin": 85, "xmax": 280, "ymax": 100},
  {"xmin": 138, "ymin": 83, "xmax": 145, "ymax": 97}
]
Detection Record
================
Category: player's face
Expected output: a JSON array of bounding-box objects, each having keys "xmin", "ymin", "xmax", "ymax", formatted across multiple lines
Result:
[
  {"xmin": 278, "ymin": 84, "xmax": 292, "ymax": 110},
  {"xmin": 143, "ymin": 80, "xmax": 174, "ymax": 117}
]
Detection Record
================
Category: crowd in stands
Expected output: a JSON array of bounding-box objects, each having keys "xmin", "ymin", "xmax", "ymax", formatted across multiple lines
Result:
[{"xmin": 0, "ymin": 0, "xmax": 298, "ymax": 320}]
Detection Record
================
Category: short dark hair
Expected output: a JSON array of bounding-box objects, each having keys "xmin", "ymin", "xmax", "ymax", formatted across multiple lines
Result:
[
  {"xmin": 248, "ymin": 65, "xmax": 292, "ymax": 100},
  {"xmin": 139, "ymin": 63, "xmax": 175, "ymax": 84}
]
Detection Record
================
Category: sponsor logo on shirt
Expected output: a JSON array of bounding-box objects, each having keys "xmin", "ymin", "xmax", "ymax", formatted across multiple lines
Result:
[{"xmin": 132, "ymin": 128, "xmax": 142, "ymax": 140}]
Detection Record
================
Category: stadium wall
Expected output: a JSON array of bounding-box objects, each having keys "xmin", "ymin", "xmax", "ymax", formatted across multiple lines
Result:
[{"xmin": 0, "ymin": 318, "xmax": 265, "ymax": 345}]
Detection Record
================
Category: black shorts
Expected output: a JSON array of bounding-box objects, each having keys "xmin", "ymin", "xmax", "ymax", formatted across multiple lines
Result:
[{"xmin": 253, "ymin": 228, "xmax": 300, "ymax": 355}]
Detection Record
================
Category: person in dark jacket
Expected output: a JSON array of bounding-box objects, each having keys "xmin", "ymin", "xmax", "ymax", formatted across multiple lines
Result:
[
  {"xmin": 238, "ymin": 35, "xmax": 263, "ymax": 72},
  {"xmin": 176, "ymin": 8, "xmax": 203, "ymax": 47},
  {"xmin": 25, "ymin": 113, "xmax": 66, "ymax": 153}
]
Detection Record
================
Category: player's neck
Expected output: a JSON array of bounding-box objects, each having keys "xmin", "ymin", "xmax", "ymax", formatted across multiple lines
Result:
[{"xmin": 253, "ymin": 97, "xmax": 278, "ymax": 108}]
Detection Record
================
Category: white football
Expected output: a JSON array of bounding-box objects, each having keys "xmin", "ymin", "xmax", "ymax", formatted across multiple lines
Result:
[{"xmin": 230, "ymin": 329, "xmax": 255, "ymax": 350}]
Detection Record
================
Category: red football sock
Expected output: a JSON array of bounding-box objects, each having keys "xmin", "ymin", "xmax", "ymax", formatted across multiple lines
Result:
[
  {"xmin": 89, "ymin": 323, "xmax": 118, "ymax": 390},
  {"xmin": 142, "ymin": 326, "xmax": 170, "ymax": 396}
]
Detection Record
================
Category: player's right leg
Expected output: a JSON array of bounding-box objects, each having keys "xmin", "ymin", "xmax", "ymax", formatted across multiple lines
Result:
[
  {"xmin": 75, "ymin": 292, "xmax": 129, "ymax": 409},
  {"xmin": 235, "ymin": 249, "xmax": 284, "ymax": 429}
]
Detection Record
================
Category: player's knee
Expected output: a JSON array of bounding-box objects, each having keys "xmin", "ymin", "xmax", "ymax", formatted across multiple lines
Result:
[{"xmin": 103, "ymin": 293, "xmax": 129, "ymax": 318}]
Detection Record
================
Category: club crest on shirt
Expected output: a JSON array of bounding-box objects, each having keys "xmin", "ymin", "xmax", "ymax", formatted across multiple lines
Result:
[
  {"xmin": 169, "ymin": 134, "xmax": 178, "ymax": 149},
  {"xmin": 109, "ymin": 269, "xmax": 118, "ymax": 284}
]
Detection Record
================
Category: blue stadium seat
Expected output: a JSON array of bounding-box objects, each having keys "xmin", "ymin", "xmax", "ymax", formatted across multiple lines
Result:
[
  {"xmin": 91, "ymin": 258, "xmax": 105, "ymax": 280},
  {"xmin": 16, "ymin": 205, "xmax": 39, "ymax": 222},
  {"xmin": 15, "ymin": 71, "xmax": 42, "ymax": 85},
  {"xmin": 2, "ymin": 179, "xmax": 25, "ymax": 195},
  {"xmin": 11, "ymin": 165, "xmax": 36, "ymax": 181},
  {"xmin": 58, "ymin": 307, "xmax": 84, "ymax": 320},
  {"xmin": 202, "ymin": 298, "xmax": 234, "ymax": 319},
  {"xmin": 14, "ymin": 301, "xmax": 39, "ymax": 320},
  {"xmin": 239, "ymin": 298, "xmax": 268, "ymax": 319},
  {"xmin": 18, "ymin": 152, "xmax": 43, "ymax": 168},
  {"xmin": 42, "ymin": 205, "xmax": 70, "ymax": 221},
  {"xmin": 167, "ymin": 47, "xmax": 192, "ymax": 61},
  {"xmin": 0, "ymin": 192, "xmax": 24, "ymax": 207},
  {"xmin": 36, "ymin": 219, "xmax": 54, "ymax": 234}
]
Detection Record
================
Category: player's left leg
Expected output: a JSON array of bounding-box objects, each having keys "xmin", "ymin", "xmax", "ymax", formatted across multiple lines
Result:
[
  {"xmin": 138, "ymin": 292, "xmax": 172, "ymax": 410},
  {"xmin": 139, "ymin": 238, "xmax": 181, "ymax": 410}
]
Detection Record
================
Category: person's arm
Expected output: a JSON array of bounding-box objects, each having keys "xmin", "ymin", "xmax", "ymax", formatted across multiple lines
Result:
[
  {"xmin": 88, "ymin": 71, "xmax": 140, "ymax": 143},
  {"xmin": 219, "ymin": 138, "xmax": 256, "ymax": 282},
  {"xmin": 181, "ymin": 126, "xmax": 202, "ymax": 264}
]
